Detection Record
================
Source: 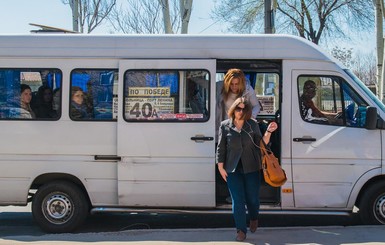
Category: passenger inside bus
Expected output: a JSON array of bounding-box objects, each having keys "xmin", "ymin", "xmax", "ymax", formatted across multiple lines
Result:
[
  {"xmin": 33, "ymin": 85, "xmax": 57, "ymax": 118},
  {"xmin": 187, "ymin": 78, "xmax": 207, "ymax": 115},
  {"xmin": 52, "ymin": 88, "xmax": 61, "ymax": 115},
  {"xmin": 299, "ymin": 80, "xmax": 342, "ymax": 125},
  {"xmin": 70, "ymin": 86, "xmax": 91, "ymax": 119},
  {"xmin": 20, "ymin": 84, "xmax": 36, "ymax": 119}
]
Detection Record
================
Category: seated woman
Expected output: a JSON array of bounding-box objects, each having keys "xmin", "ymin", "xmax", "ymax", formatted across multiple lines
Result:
[
  {"xmin": 70, "ymin": 86, "xmax": 91, "ymax": 119},
  {"xmin": 34, "ymin": 85, "xmax": 57, "ymax": 118},
  {"xmin": 20, "ymin": 84, "xmax": 36, "ymax": 119}
]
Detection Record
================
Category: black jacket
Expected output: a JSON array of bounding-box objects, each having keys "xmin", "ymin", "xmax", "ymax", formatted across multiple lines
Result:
[{"xmin": 216, "ymin": 118, "xmax": 262, "ymax": 174}]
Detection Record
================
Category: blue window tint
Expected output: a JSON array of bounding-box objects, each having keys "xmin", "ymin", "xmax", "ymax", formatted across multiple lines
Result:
[
  {"xmin": 70, "ymin": 69, "xmax": 118, "ymax": 121},
  {"xmin": 124, "ymin": 70, "xmax": 209, "ymax": 122},
  {"xmin": 0, "ymin": 69, "xmax": 62, "ymax": 120}
]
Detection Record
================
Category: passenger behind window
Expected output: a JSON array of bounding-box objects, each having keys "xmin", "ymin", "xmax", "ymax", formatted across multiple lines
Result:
[
  {"xmin": 71, "ymin": 86, "xmax": 91, "ymax": 119},
  {"xmin": 20, "ymin": 84, "xmax": 36, "ymax": 119},
  {"xmin": 300, "ymin": 80, "xmax": 341, "ymax": 125},
  {"xmin": 52, "ymin": 88, "xmax": 61, "ymax": 116},
  {"xmin": 187, "ymin": 79, "xmax": 207, "ymax": 115},
  {"xmin": 33, "ymin": 85, "xmax": 57, "ymax": 119}
]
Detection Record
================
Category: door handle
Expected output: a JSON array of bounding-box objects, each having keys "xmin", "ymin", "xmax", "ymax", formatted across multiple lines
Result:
[
  {"xmin": 94, "ymin": 155, "xmax": 121, "ymax": 161},
  {"xmin": 191, "ymin": 136, "xmax": 214, "ymax": 142},
  {"xmin": 293, "ymin": 137, "xmax": 316, "ymax": 142}
]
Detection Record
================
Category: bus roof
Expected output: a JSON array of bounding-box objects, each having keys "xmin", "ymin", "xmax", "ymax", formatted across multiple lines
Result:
[{"xmin": 0, "ymin": 34, "xmax": 334, "ymax": 62}]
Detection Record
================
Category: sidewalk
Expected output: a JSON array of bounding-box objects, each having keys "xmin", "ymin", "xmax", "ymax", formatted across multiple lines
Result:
[{"xmin": 1, "ymin": 226, "xmax": 384, "ymax": 244}]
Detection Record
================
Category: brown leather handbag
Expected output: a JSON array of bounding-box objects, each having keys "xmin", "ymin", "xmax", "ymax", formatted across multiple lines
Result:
[{"xmin": 260, "ymin": 140, "xmax": 287, "ymax": 187}]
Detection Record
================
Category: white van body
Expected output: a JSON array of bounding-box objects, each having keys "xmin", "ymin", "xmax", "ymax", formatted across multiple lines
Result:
[{"xmin": 0, "ymin": 34, "xmax": 384, "ymax": 232}]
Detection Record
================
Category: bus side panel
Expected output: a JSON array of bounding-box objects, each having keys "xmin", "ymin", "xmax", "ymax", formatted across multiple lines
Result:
[
  {"xmin": 0, "ymin": 158, "xmax": 118, "ymax": 206},
  {"xmin": 118, "ymin": 157, "xmax": 214, "ymax": 207}
]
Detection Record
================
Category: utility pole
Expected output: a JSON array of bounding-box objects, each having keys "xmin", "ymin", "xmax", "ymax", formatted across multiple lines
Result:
[
  {"xmin": 264, "ymin": 0, "xmax": 276, "ymax": 34},
  {"xmin": 70, "ymin": 0, "xmax": 79, "ymax": 32}
]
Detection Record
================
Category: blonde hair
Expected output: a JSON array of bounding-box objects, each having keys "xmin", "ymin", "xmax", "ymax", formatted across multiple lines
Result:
[{"xmin": 222, "ymin": 68, "xmax": 246, "ymax": 101}]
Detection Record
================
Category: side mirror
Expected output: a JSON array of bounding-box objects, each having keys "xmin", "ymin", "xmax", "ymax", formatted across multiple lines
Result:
[{"xmin": 365, "ymin": 106, "xmax": 377, "ymax": 130}]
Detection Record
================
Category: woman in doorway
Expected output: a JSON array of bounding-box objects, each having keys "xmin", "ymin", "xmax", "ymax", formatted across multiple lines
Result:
[
  {"xmin": 216, "ymin": 68, "xmax": 260, "ymax": 141},
  {"xmin": 216, "ymin": 97, "xmax": 277, "ymax": 241},
  {"xmin": 215, "ymin": 68, "xmax": 261, "ymax": 204}
]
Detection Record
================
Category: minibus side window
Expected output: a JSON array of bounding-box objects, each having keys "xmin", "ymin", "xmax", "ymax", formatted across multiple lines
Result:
[
  {"xmin": 123, "ymin": 69, "xmax": 209, "ymax": 122},
  {"xmin": 69, "ymin": 69, "xmax": 118, "ymax": 121},
  {"xmin": 0, "ymin": 69, "xmax": 62, "ymax": 120},
  {"xmin": 253, "ymin": 73, "xmax": 279, "ymax": 116},
  {"xmin": 298, "ymin": 75, "xmax": 369, "ymax": 127}
]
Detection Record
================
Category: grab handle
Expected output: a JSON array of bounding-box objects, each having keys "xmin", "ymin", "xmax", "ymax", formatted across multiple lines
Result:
[
  {"xmin": 94, "ymin": 155, "xmax": 121, "ymax": 161},
  {"xmin": 191, "ymin": 135, "xmax": 214, "ymax": 142},
  {"xmin": 293, "ymin": 137, "xmax": 316, "ymax": 142}
]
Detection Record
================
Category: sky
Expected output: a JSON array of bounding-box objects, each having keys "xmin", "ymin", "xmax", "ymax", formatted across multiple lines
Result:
[
  {"xmin": 0, "ymin": 0, "xmax": 223, "ymax": 34},
  {"xmin": 0, "ymin": 0, "xmax": 375, "ymax": 54}
]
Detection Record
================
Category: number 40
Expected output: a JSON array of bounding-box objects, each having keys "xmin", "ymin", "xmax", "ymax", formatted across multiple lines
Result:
[{"xmin": 129, "ymin": 102, "xmax": 157, "ymax": 118}]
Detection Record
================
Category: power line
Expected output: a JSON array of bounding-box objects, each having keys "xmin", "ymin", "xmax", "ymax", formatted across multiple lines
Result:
[{"xmin": 198, "ymin": 19, "xmax": 221, "ymax": 34}]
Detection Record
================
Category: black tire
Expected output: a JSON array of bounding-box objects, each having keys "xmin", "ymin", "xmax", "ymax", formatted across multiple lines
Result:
[
  {"xmin": 32, "ymin": 181, "xmax": 89, "ymax": 233},
  {"xmin": 359, "ymin": 182, "xmax": 385, "ymax": 225}
]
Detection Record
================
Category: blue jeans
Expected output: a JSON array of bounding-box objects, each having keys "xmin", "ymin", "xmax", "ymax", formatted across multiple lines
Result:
[{"xmin": 227, "ymin": 169, "xmax": 261, "ymax": 234}]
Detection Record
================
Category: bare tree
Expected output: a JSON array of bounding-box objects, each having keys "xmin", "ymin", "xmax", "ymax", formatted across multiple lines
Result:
[
  {"xmin": 109, "ymin": 0, "xmax": 165, "ymax": 34},
  {"xmin": 374, "ymin": 0, "xmax": 385, "ymax": 101},
  {"xmin": 62, "ymin": 0, "xmax": 116, "ymax": 33},
  {"xmin": 109, "ymin": 0, "xmax": 193, "ymax": 34},
  {"xmin": 352, "ymin": 51, "xmax": 377, "ymax": 88},
  {"xmin": 159, "ymin": 0, "xmax": 174, "ymax": 33},
  {"xmin": 331, "ymin": 46, "xmax": 376, "ymax": 87},
  {"xmin": 331, "ymin": 46, "xmax": 353, "ymax": 68},
  {"xmin": 157, "ymin": 0, "xmax": 193, "ymax": 33},
  {"xmin": 180, "ymin": 0, "xmax": 193, "ymax": 33},
  {"xmin": 212, "ymin": 0, "xmax": 374, "ymax": 44}
]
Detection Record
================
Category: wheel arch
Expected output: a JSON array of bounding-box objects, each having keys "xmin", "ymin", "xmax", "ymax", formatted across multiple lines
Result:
[
  {"xmin": 355, "ymin": 174, "xmax": 385, "ymax": 208},
  {"xmin": 30, "ymin": 173, "xmax": 91, "ymax": 208}
]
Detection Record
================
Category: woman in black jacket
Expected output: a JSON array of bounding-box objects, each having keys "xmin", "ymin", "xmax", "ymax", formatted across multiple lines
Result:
[{"xmin": 216, "ymin": 97, "xmax": 277, "ymax": 241}]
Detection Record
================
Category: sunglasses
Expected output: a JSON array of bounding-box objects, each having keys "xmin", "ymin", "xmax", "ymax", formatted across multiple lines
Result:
[
  {"xmin": 235, "ymin": 106, "xmax": 245, "ymax": 112},
  {"xmin": 305, "ymin": 86, "xmax": 317, "ymax": 91}
]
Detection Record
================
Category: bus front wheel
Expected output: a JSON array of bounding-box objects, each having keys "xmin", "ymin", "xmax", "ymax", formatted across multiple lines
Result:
[
  {"xmin": 359, "ymin": 182, "xmax": 385, "ymax": 225},
  {"xmin": 32, "ymin": 181, "xmax": 89, "ymax": 233}
]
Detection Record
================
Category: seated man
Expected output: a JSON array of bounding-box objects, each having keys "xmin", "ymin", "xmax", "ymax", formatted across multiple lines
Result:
[{"xmin": 300, "ymin": 80, "xmax": 342, "ymax": 125}]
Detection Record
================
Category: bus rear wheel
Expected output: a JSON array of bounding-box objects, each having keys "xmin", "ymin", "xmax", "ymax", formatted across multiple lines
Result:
[
  {"xmin": 32, "ymin": 181, "xmax": 89, "ymax": 233},
  {"xmin": 359, "ymin": 182, "xmax": 385, "ymax": 225}
]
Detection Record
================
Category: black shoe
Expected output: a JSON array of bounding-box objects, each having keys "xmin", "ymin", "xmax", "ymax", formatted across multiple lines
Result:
[{"xmin": 236, "ymin": 230, "xmax": 246, "ymax": 241}]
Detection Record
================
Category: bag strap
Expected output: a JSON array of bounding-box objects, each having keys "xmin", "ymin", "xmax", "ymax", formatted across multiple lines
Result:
[
  {"xmin": 241, "ymin": 124, "xmax": 274, "ymax": 155},
  {"xmin": 226, "ymin": 120, "xmax": 273, "ymax": 155},
  {"xmin": 259, "ymin": 139, "xmax": 269, "ymax": 155}
]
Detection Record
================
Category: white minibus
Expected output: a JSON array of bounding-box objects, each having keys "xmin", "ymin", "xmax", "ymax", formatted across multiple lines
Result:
[{"xmin": 0, "ymin": 34, "xmax": 384, "ymax": 233}]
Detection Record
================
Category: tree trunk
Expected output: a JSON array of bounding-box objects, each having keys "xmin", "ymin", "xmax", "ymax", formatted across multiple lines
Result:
[
  {"xmin": 376, "ymin": 0, "xmax": 384, "ymax": 100},
  {"xmin": 159, "ymin": 0, "xmax": 173, "ymax": 33},
  {"xmin": 71, "ymin": 0, "xmax": 79, "ymax": 32},
  {"xmin": 180, "ymin": 0, "xmax": 193, "ymax": 34}
]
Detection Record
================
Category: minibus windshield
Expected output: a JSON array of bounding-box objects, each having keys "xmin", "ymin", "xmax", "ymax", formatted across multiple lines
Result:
[{"xmin": 344, "ymin": 69, "xmax": 385, "ymax": 113}]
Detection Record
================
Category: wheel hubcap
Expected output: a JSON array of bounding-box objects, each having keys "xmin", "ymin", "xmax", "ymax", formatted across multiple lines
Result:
[
  {"xmin": 374, "ymin": 195, "xmax": 385, "ymax": 224},
  {"xmin": 43, "ymin": 193, "xmax": 73, "ymax": 225}
]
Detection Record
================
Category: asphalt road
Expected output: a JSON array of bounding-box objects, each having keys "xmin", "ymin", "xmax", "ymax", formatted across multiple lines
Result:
[
  {"xmin": 2, "ymin": 206, "xmax": 383, "ymax": 245},
  {"xmin": 0, "ymin": 205, "xmax": 362, "ymax": 236}
]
